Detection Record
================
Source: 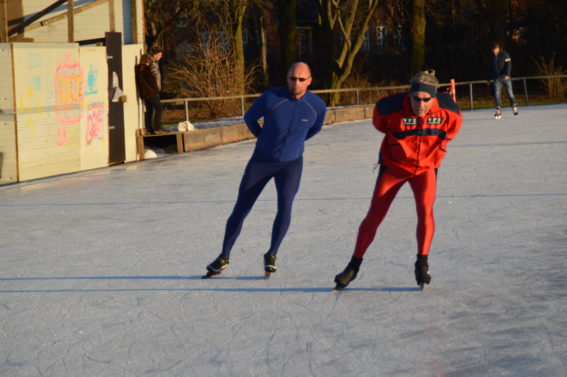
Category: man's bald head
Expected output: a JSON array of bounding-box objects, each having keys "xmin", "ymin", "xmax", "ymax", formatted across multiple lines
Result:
[{"xmin": 286, "ymin": 62, "xmax": 312, "ymax": 99}]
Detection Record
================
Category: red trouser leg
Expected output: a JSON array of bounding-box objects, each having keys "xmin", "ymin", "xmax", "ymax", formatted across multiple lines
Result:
[
  {"xmin": 408, "ymin": 169, "xmax": 437, "ymax": 256},
  {"xmin": 353, "ymin": 168, "xmax": 406, "ymax": 259},
  {"xmin": 352, "ymin": 168, "xmax": 437, "ymax": 259}
]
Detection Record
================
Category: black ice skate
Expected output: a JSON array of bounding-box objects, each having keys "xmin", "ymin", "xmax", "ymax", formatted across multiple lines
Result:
[
  {"xmin": 494, "ymin": 107, "xmax": 502, "ymax": 119},
  {"xmin": 512, "ymin": 104, "xmax": 519, "ymax": 116},
  {"xmin": 334, "ymin": 256, "xmax": 363, "ymax": 290},
  {"xmin": 203, "ymin": 255, "xmax": 229, "ymax": 278},
  {"xmin": 414, "ymin": 254, "xmax": 431, "ymax": 290},
  {"xmin": 264, "ymin": 252, "xmax": 277, "ymax": 278}
]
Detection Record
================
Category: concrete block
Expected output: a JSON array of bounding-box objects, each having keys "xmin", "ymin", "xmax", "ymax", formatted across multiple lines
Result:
[
  {"xmin": 221, "ymin": 123, "xmax": 254, "ymax": 144},
  {"xmin": 334, "ymin": 107, "xmax": 366, "ymax": 123}
]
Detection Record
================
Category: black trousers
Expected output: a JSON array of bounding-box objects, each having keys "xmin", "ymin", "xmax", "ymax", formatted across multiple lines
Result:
[{"xmin": 144, "ymin": 95, "xmax": 162, "ymax": 133}]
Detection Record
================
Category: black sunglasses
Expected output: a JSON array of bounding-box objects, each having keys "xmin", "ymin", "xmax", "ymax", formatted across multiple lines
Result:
[
  {"xmin": 411, "ymin": 95, "xmax": 433, "ymax": 102},
  {"xmin": 288, "ymin": 76, "xmax": 309, "ymax": 82}
]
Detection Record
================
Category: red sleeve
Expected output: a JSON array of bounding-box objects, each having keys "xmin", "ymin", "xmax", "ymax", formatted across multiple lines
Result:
[
  {"xmin": 372, "ymin": 106, "xmax": 387, "ymax": 133},
  {"xmin": 445, "ymin": 110, "xmax": 463, "ymax": 142}
]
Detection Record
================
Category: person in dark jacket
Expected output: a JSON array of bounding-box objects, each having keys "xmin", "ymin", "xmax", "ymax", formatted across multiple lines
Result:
[
  {"xmin": 135, "ymin": 53, "xmax": 163, "ymax": 134},
  {"xmin": 334, "ymin": 72, "xmax": 463, "ymax": 290},
  {"xmin": 487, "ymin": 42, "xmax": 518, "ymax": 118},
  {"xmin": 204, "ymin": 62, "xmax": 327, "ymax": 278}
]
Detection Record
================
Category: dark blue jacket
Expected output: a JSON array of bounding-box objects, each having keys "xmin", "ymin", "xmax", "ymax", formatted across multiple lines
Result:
[
  {"xmin": 244, "ymin": 87, "xmax": 327, "ymax": 162},
  {"xmin": 487, "ymin": 50, "xmax": 512, "ymax": 80}
]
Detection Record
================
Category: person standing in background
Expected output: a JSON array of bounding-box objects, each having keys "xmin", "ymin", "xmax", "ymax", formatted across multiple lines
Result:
[
  {"xmin": 487, "ymin": 42, "xmax": 518, "ymax": 119},
  {"xmin": 147, "ymin": 46, "xmax": 164, "ymax": 132},
  {"xmin": 135, "ymin": 53, "xmax": 161, "ymax": 135}
]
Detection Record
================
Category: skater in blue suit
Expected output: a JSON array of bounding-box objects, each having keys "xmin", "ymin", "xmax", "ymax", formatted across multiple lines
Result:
[{"xmin": 204, "ymin": 62, "xmax": 327, "ymax": 278}]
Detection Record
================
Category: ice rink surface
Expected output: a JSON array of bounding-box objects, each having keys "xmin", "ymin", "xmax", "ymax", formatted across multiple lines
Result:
[{"xmin": 1, "ymin": 104, "xmax": 566, "ymax": 377}]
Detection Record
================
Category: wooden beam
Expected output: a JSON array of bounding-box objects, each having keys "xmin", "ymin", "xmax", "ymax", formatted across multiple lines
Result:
[
  {"xmin": 25, "ymin": 0, "xmax": 108, "ymax": 32},
  {"xmin": 108, "ymin": 0, "xmax": 115, "ymax": 32},
  {"xmin": 130, "ymin": 0, "xmax": 137, "ymax": 44},
  {"xmin": 67, "ymin": 0, "xmax": 74, "ymax": 42},
  {"xmin": 0, "ymin": 0, "xmax": 7, "ymax": 42},
  {"xmin": 8, "ymin": 0, "xmax": 67, "ymax": 37}
]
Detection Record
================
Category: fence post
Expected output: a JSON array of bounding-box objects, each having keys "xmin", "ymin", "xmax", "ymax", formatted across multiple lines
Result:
[
  {"xmin": 450, "ymin": 79, "xmax": 456, "ymax": 102},
  {"xmin": 523, "ymin": 78, "xmax": 529, "ymax": 106},
  {"xmin": 356, "ymin": 89, "xmax": 360, "ymax": 105},
  {"xmin": 241, "ymin": 96, "xmax": 245, "ymax": 116},
  {"xmin": 185, "ymin": 100, "xmax": 189, "ymax": 122},
  {"xmin": 469, "ymin": 83, "xmax": 474, "ymax": 110}
]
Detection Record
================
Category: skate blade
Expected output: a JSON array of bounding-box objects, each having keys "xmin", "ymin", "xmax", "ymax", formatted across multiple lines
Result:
[
  {"xmin": 332, "ymin": 284, "xmax": 346, "ymax": 292},
  {"xmin": 202, "ymin": 272, "xmax": 219, "ymax": 279}
]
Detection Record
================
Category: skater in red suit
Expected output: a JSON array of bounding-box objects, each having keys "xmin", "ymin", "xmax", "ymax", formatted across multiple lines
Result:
[{"xmin": 334, "ymin": 72, "xmax": 463, "ymax": 289}]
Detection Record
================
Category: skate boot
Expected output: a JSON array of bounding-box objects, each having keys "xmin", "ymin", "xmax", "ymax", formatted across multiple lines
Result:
[
  {"xmin": 494, "ymin": 107, "xmax": 502, "ymax": 119},
  {"xmin": 264, "ymin": 252, "xmax": 277, "ymax": 277},
  {"xmin": 204, "ymin": 255, "xmax": 229, "ymax": 278},
  {"xmin": 334, "ymin": 256, "xmax": 363, "ymax": 290},
  {"xmin": 512, "ymin": 104, "xmax": 519, "ymax": 116},
  {"xmin": 414, "ymin": 254, "xmax": 431, "ymax": 290}
]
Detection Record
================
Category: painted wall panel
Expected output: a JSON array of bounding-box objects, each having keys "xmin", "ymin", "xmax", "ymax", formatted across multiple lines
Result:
[
  {"xmin": 0, "ymin": 44, "xmax": 18, "ymax": 184},
  {"xmin": 12, "ymin": 43, "xmax": 82, "ymax": 181},
  {"xmin": 122, "ymin": 44, "xmax": 143, "ymax": 162},
  {"xmin": 79, "ymin": 46, "xmax": 109, "ymax": 170}
]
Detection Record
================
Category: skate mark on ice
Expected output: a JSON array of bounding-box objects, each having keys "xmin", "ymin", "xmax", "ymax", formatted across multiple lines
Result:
[
  {"xmin": 0, "ymin": 275, "xmax": 269, "ymax": 281},
  {"xmin": 1, "ymin": 192, "xmax": 566, "ymax": 208},
  {"xmin": 0, "ymin": 275, "xmax": 199, "ymax": 281},
  {"xmin": 0, "ymin": 286, "xmax": 422, "ymax": 294},
  {"xmin": 332, "ymin": 286, "xmax": 422, "ymax": 292},
  {"xmin": 452, "ymin": 140, "xmax": 567, "ymax": 148}
]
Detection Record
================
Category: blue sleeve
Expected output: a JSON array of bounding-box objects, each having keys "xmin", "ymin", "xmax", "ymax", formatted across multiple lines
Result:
[
  {"xmin": 306, "ymin": 105, "xmax": 326, "ymax": 140},
  {"xmin": 243, "ymin": 93, "xmax": 267, "ymax": 137}
]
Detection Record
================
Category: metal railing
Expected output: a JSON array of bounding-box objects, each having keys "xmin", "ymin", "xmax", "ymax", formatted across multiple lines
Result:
[
  {"xmin": 161, "ymin": 75, "xmax": 567, "ymax": 122},
  {"xmin": 451, "ymin": 75, "xmax": 567, "ymax": 110}
]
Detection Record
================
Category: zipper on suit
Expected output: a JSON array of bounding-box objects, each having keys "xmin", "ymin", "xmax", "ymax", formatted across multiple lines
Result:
[{"xmin": 414, "ymin": 116, "xmax": 423, "ymax": 176}]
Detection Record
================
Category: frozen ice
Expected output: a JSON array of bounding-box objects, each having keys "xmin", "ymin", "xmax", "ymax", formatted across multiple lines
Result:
[{"xmin": 0, "ymin": 104, "xmax": 566, "ymax": 376}]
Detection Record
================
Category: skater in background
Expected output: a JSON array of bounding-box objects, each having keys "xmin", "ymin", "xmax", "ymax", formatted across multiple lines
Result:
[
  {"xmin": 487, "ymin": 42, "xmax": 518, "ymax": 119},
  {"xmin": 334, "ymin": 72, "xmax": 463, "ymax": 289},
  {"xmin": 135, "ymin": 53, "xmax": 161, "ymax": 135},
  {"xmin": 204, "ymin": 62, "xmax": 327, "ymax": 278}
]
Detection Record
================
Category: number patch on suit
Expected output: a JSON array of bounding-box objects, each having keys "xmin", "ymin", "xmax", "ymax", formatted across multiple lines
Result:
[
  {"xmin": 403, "ymin": 117, "xmax": 417, "ymax": 126},
  {"xmin": 427, "ymin": 117, "xmax": 443, "ymax": 125}
]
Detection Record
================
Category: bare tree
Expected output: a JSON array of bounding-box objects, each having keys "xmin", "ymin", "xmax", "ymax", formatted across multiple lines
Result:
[
  {"xmin": 217, "ymin": 0, "xmax": 249, "ymax": 94},
  {"xmin": 316, "ymin": 0, "xmax": 380, "ymax": 105},
  {"xmin": 247, "ymin": 0, "xmax": 278, "ymax": 88},
  {"xmin": 490, "ymin": 0, "xmax": 509, "ymax": 47},
  {"xmin": 144, "ymin": 0, "xmax": 200, "ymax": 49},
  {"xmin": 410, "ymin": 0, "xmax": 426, "ymax": 74},
  {"xmin": 279, "ymin": 0, "xmax": 298, "ymax": 78},
  {"xmin": 164, "ymin": 29, "xmax": 258, "ymax": 118}
]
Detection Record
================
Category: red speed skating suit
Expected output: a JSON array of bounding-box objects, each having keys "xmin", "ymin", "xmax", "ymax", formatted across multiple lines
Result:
[{"xmin": 353, "ymin": 92, "xmax": 462, "ymax": 258}]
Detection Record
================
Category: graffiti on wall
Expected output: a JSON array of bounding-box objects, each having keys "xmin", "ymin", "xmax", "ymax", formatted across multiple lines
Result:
[
  {"xmin": 86, "ymin": 64, "xmax": 99, "ymax": 95},
  {"xmin": 54, "ymin": 55, "xmax": 85, "ymax": 125},
  {"xmin": 86, "ymin": 102, "xmax": 105, "ymax": 145}
]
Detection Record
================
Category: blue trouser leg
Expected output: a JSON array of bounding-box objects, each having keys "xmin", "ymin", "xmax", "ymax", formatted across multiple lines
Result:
[
  {"xmin": 502, "ymin": 78, "xmax": 516, "ymax": 106},
  {"xmin": 221, "ymin": 153, "xmax": 273, "ymax": 258},
  {"xmin": 220, "ymin": 152, "xmax": 303, "ymax": 258},
  {"xmin": 268, "ymin": 157, "xmax": 303, "ymax": 255},
  {"xmin": 493, "ymin": 79, "xmax": 503, "ymax": 108}
]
